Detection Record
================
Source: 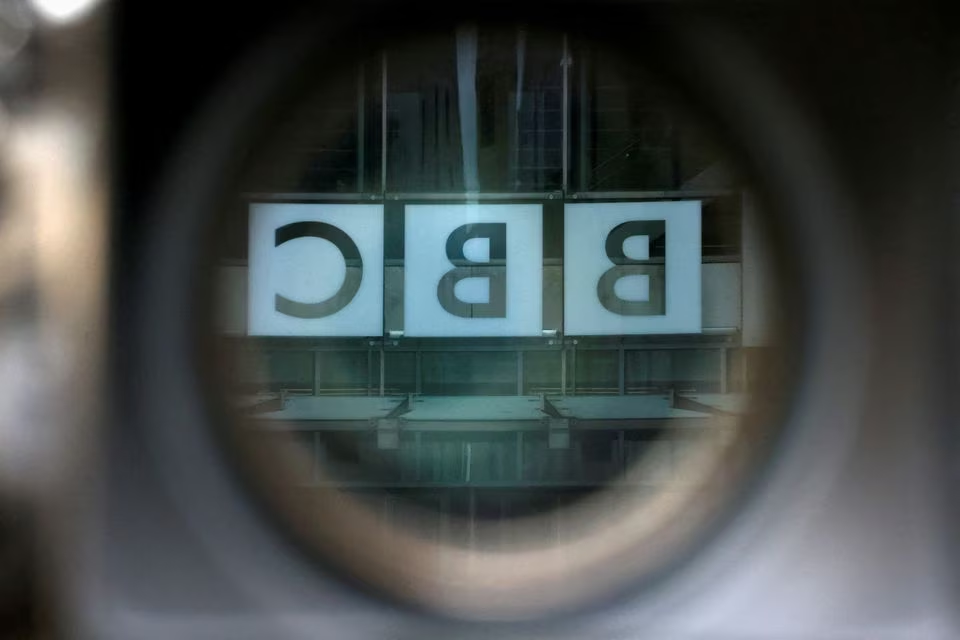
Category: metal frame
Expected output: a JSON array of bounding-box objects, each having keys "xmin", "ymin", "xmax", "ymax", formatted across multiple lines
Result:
[
  {"xmin": 262, "ymin": 411, "xmax": 714, "ymax": 489},
  {"xmin": 232, "ymin": 32, "xmax": 745, "ymax": 415},
  {"xmin": 383, "ymin": 191, "xmax": 563, "ymax": 201},
  {"xmin": 124, "ymin": 7, "xmax": 881, "ymax": 625},
  {"xmin": 240, "ymin": 189, "xmax": 738, "ymax": 202},
  {"xmin": 357, "ymin": 61, "xmax": 365, "ymax": 193},
  {"xmin": 241, "ymin": 28, "xmax": 744, "ymax": 206},
  {"xmin": 562, "ymin": 32, "xmax": 570, "ymax": 191},
  {"xmin": 568, "ymin": 188, "xmax": 740, "ymax": 200},
  {"xmin": 380, "ymin": 50, "xmax": 388, "ymax": 193},
  {"xmin": 242, "ymin": 334, "xmax": 735, "ymax": 400}
]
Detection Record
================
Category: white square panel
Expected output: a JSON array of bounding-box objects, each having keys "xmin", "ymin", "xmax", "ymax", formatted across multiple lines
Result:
[
  {"xmin": 248, "ymin": 203, "xmax": 384, "ymax": 336},
  {"xmin": 404, "ymin": 204, "xmax": 542, "ymax": 337},
  {"xmin": 564, "ymin": 201, "xmax": 701, "ymax": 335}
]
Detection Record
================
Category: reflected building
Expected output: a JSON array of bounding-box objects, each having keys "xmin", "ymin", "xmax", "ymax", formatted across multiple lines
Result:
[{"xmin": 213, "ymin": 27, "xmax": 779, "ymax": 527}]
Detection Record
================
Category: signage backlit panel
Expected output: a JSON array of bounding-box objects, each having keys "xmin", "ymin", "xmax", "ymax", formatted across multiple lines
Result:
[
  {"xmin": 248, "ymin": 203, "xmax": 384, "ymax": 336},
  {"xmin": 247, "ymin": 201, "xmax": 701, "ymax": 337},
  {"xmin": 563, "ymin": 201, "xmax": 702, "ymax": 335},
  {"xmin": 404, "ymin": 204, "xmax": 543, "ymax": 337}
]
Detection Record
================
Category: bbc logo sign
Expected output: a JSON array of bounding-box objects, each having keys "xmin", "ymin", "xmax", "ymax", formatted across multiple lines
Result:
[{"xmin": 248, "ymin": 202, "xmax": 701, "ymax": 337}]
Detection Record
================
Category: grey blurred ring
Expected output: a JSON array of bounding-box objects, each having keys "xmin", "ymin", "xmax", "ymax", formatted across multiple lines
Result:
[{"xmin": 125, "ymin": 8, "xmax": 870, "ymax": 629}]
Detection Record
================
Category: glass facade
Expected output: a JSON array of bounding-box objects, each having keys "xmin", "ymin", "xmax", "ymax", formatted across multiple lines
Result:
[{"xmin": 216, "ymin": 27, "xmax": 779, "ymax": 528}]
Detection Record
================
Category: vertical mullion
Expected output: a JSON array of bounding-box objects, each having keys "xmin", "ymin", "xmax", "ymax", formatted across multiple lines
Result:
[
  {"xmin": 516, "ymin": 350, "xmax": 524, "ymax": 395},
  {"xmin": 618, "ymin": 345, "xmax": 626, "ymax": 395},
  {"xmin": 561, "ymin": 347, "xmax": 567, "ymax": 396},
  {"xmin": 720, "ymin": 347, "xmax": 728, "ymax": 394},
  {"xmin": 380, "ymin": 50, "xmax": 388, "ymax": 194},
  {"xmin": 367, "ymin": 346, "xmax": 373, "ymax": 396},
  {"xmin": 571, "ymin": 343, "xmax": 577, "ymax": 395},
  {"xmin": 357, "ymin": 61, "xmax": 365, "ymax": 193},
  {"xmin": 516, "ymin": 431, "xmax": 524, "ymax": 481},
  {"xmin": 415, "ymin": 430, "xmax": 422, "ymax": 481},
  {"xmin": 415, "ymin": 349, "xmax": 422, "ymax": 395},
  {"xmin": 380, "ymin": 347, "xmax": 386, "ymax": 397},
  {"xmin": 578, "ymin": 41, "xmax": 590, "ymax": 191},
  {"xmin": 561, "ymin": 32, "xmax": 570, "ymax": 192},
  {"xmin": 513, "ymin": 27, "xmax": 524, "ymax": 190}
]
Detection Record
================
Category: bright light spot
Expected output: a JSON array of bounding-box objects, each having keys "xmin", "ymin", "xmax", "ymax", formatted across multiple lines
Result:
[{"xmin": 29, "ymin": 0, "xmax": 100, "ymax": 24}]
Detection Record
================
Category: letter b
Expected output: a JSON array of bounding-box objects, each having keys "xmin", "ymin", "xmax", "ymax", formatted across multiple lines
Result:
[
  {"xmin": 437, "ymin": 223, "xmax": 507, "ymax": 318},
  {"xmin": 596, "ymin": 220, "xmax": 666, "ymax": 316}
]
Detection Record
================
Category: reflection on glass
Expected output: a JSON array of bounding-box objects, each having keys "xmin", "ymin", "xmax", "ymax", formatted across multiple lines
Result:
[
  {"xmin": 386, "ymin": 27, "xmax": 564, "ymax": 193},
  {"xmin": 209, "ymin": 22, "xmax": 791, "ymax": 617}
]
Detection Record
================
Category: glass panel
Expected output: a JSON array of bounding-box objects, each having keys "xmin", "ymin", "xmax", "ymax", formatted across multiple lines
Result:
[
  {"xmin": 386, "ymin": 27, "xmax": 563, "ymax": 192},
  {"xmin": 522, "ymin": 350, "xmax": 562, "ymax": 394},
  {"xmin": 625, "ymin": 349, "xmax": 722, "ymax": 394},
  {"xmin": 266, "ymin": 350, "xmax": 313, "ymax": 392},
  {"xmin": 420, "ymin": 351, "xmax": 517, "ymax": 396},
  {"xmin": 574, "ymin": 349, "xmax": 619, "ymax": 395},
  {"xmin": 315, "ymin": 350, "xmax": 378, "ymax": 395},
  {"xmin": 384, "ymin": 351, "xmax": 417, "ymax": 395},
  {"xmin": 239, "ymin": 57, "xmax": 383, "ymax": 194},
  {"xmin": 702, "ymin": 194, "xmax": 743, "ymax": 258},
  {"xmin": 573, "ymin": 45, "xmax": 678, "ymax": 191},
  {"xmin": 575, "ymin": 431, "xmax": 621, "ymax": 483},
  {"xmin": 673, "ymin": 349, "xmax": 721, "ymax": 392},
  {"xmin": 386, "ymin": 32, "xmax": 464, "ymax": 192},
  {"xmin": 418, "ymin": 433, "xmax": 467, "ymax": 483},
  {"xmin": 476, "ymin": 28, "xmax": 564, "ymax": 191},
  {"xmin": 523, "ymin": 433, "xmax": 576, "ymax": 483},
  {"xmin": 572, "ymin": 41, "xmax": 734, "ymax": 193}
]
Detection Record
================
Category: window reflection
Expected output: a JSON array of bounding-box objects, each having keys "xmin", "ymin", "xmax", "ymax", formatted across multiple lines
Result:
[
  {"xmin": 385, "ymin": 27, "xmax": 565, "ymax": 193},
  {"xmin": 216, "ymin": 25, "xmax": 784, "ymax": 531}
]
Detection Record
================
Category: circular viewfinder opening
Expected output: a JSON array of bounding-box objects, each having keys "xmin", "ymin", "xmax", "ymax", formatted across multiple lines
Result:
[{"xmin": 198, "ymin": 19, "xmax": 801, "ymax": 621}]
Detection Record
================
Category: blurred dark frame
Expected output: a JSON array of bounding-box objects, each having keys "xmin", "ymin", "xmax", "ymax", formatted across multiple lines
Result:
[{"xmin": 101, "ymin": 0, "xmax": 958, "ymax": 634}]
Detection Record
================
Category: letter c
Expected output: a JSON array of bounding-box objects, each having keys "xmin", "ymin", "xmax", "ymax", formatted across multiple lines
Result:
[{"xmin": 273, "ymin": 221, "xmax": 363, "ymax": 319}]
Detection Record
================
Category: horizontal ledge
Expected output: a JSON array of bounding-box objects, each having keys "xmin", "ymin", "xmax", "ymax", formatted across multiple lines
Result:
[
  {"xmin": 224, "ymin": 345, "xmax": 736, "ymax": 353},
  {"xmin": 240, "ymin": 189, "xmax": 739, "ymax": 202},
  {"xmin": 291, "ymin": 481, "xmax": 711, "ymax": 489},
  {"xmin": 251, "ymin": 419, "xmax": 713, "ymax": 432}
]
